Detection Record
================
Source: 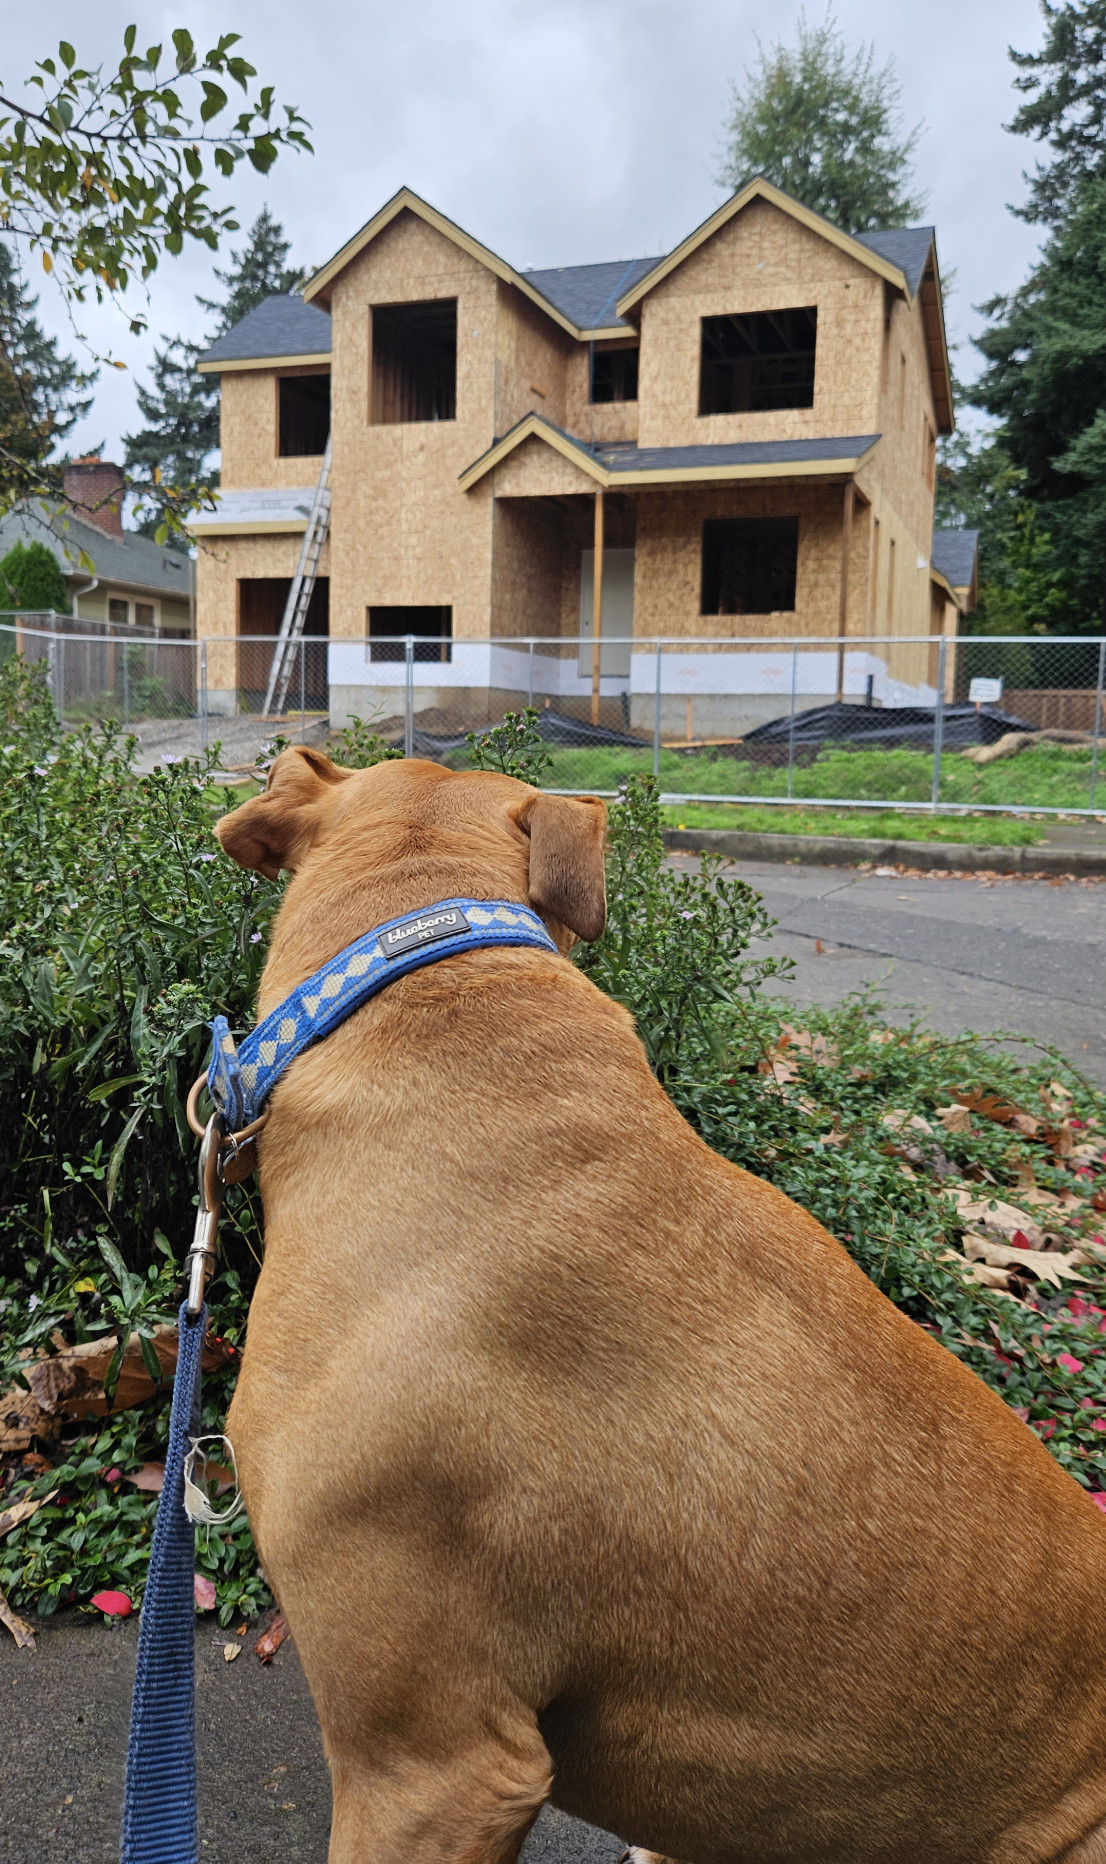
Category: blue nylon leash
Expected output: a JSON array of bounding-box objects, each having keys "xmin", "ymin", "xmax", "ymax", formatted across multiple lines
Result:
[
  {"xmin": 121, "ymin": 1301, "xmax": 206, "ymax": 1864},
  {"xmin": 121, "ymin": 898, "xmax": 559, "ymax": 1860}
]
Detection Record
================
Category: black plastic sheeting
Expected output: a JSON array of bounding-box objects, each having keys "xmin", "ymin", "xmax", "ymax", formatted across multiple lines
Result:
[
  {"xmin": 409, "ymin": 708, "xmax": 647, "ymax": 759},
  {"xmin": 739, "ymin": 701, "xmax": 1036, "ymax": 754}
]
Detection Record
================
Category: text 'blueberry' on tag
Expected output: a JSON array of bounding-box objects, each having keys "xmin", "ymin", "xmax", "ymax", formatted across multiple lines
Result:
[{"xmin": 379, "ymin": 906, "xmax": 471, "ymax": 960}]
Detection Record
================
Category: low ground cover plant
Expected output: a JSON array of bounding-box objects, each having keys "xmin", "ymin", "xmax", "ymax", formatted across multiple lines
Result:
[
  {"xmin": 0, "ymin": 674, "xmax": 1104, "ymax": 1630},
  {"xmin": 659, "ymin": 802, "xmax": 1046, "ymax": 844}
]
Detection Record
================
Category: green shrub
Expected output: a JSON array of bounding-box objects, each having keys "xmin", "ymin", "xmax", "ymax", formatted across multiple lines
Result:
[
  {"xmin": 0, "ymin": 539, "xmax": 69, "ymax": 613},
  {"xmin": 1, "ymin": 674, "xmax": 1104, "ymax": 1624}
]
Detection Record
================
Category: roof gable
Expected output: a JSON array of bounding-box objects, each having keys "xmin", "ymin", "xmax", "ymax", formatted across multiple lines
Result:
[
  {"xmin": 521, "ymin": 256, "xmax": 662, "ymax": 333},
  {"xmin": 303, "ymin": 187, "xmax": 628, "ymax": 339},
  {"xmin": 615, "ymin": 177, "xmax": 911, "ymax": 317}
]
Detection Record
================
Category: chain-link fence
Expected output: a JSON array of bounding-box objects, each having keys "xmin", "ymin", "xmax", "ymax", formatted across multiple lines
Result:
[{"xmin": 5, "ymin": 618, "xmax": 1104, "ymax": 815}]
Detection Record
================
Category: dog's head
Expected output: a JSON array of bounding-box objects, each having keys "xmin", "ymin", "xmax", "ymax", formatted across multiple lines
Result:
[{"xmin": 215, "ymin": 747, "xmax": 607, "ymax": 945}]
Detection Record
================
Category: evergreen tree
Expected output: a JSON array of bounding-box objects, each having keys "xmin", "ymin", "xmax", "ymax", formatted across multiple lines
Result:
[
  {"xmin": 971, "ymin": 178, "xmax": 1106, "ymax": 630},
  {"xmin": 717, "ymin": 10, "xmax": 927, "ymax": 232},
  {"xmin": 0, "ymin": 539, "xmax": 70, "ymax": 613},
  {"xmin": 0, "ymin": 242, "xmax": 95, "ymax": 512},
  {"xmin": 1008, "ymin": 0, "xmax": 1106, "ymax": 226},
  {"xmin": 123, "ymin": 209, "xmax": 303, "ymax": 528}
]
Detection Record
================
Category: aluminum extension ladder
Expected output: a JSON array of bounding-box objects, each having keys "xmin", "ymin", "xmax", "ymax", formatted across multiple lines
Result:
[{"xmin": 262, "ymin": 432, "xmax": 332, "ymax": 718}]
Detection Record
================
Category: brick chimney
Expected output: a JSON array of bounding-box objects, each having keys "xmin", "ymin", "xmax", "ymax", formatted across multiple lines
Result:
[{"xmin": 63, "ymin": 457, "xmax": 125, "ymax": 538}]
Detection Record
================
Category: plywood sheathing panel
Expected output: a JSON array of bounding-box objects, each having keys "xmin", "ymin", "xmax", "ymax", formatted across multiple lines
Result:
[
  {"xmin": 194, "ymin": 531, "xmax": 331, "ymax": 690},
  {"xmin": 327, "ymin": 209, "xmax": 500, "ymax": 642},
  {"xmin": 631, "ymin": 480, "xmax": 871, "ymax": 640},
  {"xmin": 494, "ymin": 285, "xmax": 570, "ymax": 433},
  {"xmin": 219, "ymin": 369, "xmax": 328, "ymax": 491},
  {"xmin": 636, "ymin": 198, "xmax": 884, "ymax": 452},
  {"xmin": 489, "ymin": 433, "xmax": 602, "ymax": 499}
]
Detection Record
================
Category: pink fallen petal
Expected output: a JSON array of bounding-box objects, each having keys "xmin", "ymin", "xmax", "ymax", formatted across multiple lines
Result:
[
  {"xmin": 1058, "ymin": 1352, "xmax": 1085, "ymax": 1374},
  {"xmin": 193, "ymin": 1574, "xmax": 216, "ymax": 1612},
  {"xmin": 1092, "ymin": 1494, "xmax": 1106, "ymax": 1512},
  {"xmin": 1094, "ymin": 1420, "xmax": 1106, "ymax": 1432},
  {"xmin": 102, "ymin": 1468, "xmax": 123, "ymax": 1484},
  {"xmin": 1010, "ymin": 1230, "xmax": 1031, "ymax": 1251},
  {"xmin": 1035, "ymin": 1419, "xmax": 1057, "ymax": 1440},
  {"xmin": 91, "ymin": 1590, "xmax": 133, "ymax": 1617}
]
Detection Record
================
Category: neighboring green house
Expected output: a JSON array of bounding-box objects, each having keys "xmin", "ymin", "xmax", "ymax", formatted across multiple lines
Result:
[{"xmin": 0, "ymin": 458, "xmax": 192, "ymax": 632}]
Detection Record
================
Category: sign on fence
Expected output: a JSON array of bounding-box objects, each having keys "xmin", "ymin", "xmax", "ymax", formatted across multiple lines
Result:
[{"xmin": 968, "ymin": 676, "xmax": 1004, "ymax": 706}]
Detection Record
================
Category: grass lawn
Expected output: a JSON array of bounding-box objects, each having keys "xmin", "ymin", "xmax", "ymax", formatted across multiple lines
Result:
[
  {"xmin": 659, "ymin": 803, "xmax": 1046, "ymax": 844},
  {"xmin": 540, "ymin": 741, "xmax": 1103, "ymax": 815}
]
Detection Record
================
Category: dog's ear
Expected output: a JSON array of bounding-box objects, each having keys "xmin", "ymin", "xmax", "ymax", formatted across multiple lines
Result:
[
  {"xmin": 513, "ymin": 792, "xmax": 607, "ymax": 943},
  {"xmin": 215, "ymin": 746, "xmax": 351, "ymax": 878}
]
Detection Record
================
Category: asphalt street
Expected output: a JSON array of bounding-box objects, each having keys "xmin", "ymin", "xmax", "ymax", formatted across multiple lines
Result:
[
  {"xmin": 2, "ymin": 860, "xmax": 1102, "ymax": 1861},
  {"xmin": 702, "ymin": 857, "xmax": 1106, "ymax": 1086}
]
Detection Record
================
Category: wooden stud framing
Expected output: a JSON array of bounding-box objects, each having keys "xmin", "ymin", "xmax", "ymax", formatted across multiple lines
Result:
[
  {"xmin": 835, "ymin": 478, "xmax": 855, "ymax": 702},
  {"xmin": 591, "ymin": 489, "xmax": 605, "ymax": 725}
]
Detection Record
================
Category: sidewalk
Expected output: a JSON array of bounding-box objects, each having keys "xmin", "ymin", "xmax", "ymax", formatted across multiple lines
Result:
[{"xmin": 0, "ymin": 1614, "xmax": 622, "ymax": 1864}]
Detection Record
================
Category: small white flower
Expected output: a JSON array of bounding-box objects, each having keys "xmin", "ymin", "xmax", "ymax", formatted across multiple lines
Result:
[
  {"xmin": 27, "ymin": 1294, "xmax": 39, "ymax": 1310},
  {"xmin": 250, "ymin": 932, "xmax": 262, "ymax": 944},
  {"xmin": 32, "ymin": 765, "xmax": 48, "ymax": 777},
  {"xmin": 196, "ymin": 853, "xmax": 216, "ymax": 863}
]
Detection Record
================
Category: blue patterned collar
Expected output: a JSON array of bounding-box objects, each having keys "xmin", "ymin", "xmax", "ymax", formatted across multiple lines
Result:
[{"xmin": 207, "ymin": 897, "xmax": 559, "ymax": 1128}]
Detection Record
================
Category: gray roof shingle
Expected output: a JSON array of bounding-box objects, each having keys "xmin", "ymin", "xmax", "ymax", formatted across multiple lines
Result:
[
  {"xmin": 0, "ymin": 503, "xmax": 190, "ymax": 598},
  {"xmin": 593, "ymin": 434, "xmax": 880, "ymax": 473},
  {"xmin": 854, "ymin": 227, "xmax": 935, "ymax": 296},
  {"xmin": 521, "ymin": 257, "xmax": 663, "ymax": 330},
  {"xmin": 198, "ymin": 294, "xmax": 332, "ymax": 367},
  {"xmin": 931, "ymin": 528, "xmax": 979, "ymax": 590}
]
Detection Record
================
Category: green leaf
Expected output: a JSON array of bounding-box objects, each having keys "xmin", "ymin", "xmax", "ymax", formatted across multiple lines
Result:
[
  {"xmin": 199, "ymin": 81, "xmax": 228, "ymax": 123},
  {"xmin": 97, "ymin": 1236, "xmax": 129, "ymax": 1288},
  {"xmin": 138, "ymin": 1331, "xmax": 163, "ymax": 1386},
  {"xmin": 59, "ymin": 42, "xmax": 76, "ymax": 69},
  {"xmin": 105, "ymin": 1107, "xmax": 143, "ymax": 1211},
  {"xmin": 87, "ymin": 1074, "xmax": 142, "ymax": 1103},
  {"xmin": 101, "ymin": 1338, "xmax": 126, "ymax": 1408}
]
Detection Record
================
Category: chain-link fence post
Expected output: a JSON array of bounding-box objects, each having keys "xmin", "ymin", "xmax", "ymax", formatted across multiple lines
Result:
[
  {"xmin": 48, "ymin": 635, "xmax": 62, "ymax": 725},
  {"xmin": 527, "ymin": 640, "xmax": 534, "ymax": 710},
  {"xmin": 653, "ymin": 640, "xmax": 662, "ymax": 780},
  {"xmin": 787, "ymin": 641, "xmax": 798, "ymax": 802},
  {"xmin": 299, "ymin": 639, "xmax": 306, "ymax": 737},
  {"xmin": 1091, "ymin": 636, "xmax": 1106, "ymax": 809},
  {"xmin": 404, "ymin": 637, "xmax": 415, "ymax": 757},
  {"xmin": 122, "ymin": 641, "xmax": 130, "ymax": 729},
  {"xmin": 199, "ymin": 640, "xmax": 209, "ymax": 754},
  {"xmin": 931, "ymin": 635, "xmax": 947, "ymax": 810}
]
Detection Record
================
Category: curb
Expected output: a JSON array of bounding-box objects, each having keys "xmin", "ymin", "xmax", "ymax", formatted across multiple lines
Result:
[{"xmin": 660, "ymin": 827, "xmax": 1106, "ymax": 877}]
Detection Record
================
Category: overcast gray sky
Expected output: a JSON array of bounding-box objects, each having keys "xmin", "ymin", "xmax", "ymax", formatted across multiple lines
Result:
[{"xmin": 5, "ymin": 0, "xmax": 1049, "ymax": 460}]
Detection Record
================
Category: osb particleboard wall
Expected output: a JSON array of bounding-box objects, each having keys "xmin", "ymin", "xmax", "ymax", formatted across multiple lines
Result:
[
  {"xmin": 636, "ymin": 198, "xmax": 882, "ymax": 451},
  {"xmin": 493, "ymin": 285, "xmax": 570, "ymax": 434},
  {"xmin": 564, "ymin": 343, "xmax": 640, "ymax": 445},
  {"xmin": 194, "ymin": 532, "xmax": 330, "ymax": 684},
  {"xmin": 219, "ymin": 368, "xmax": 328, "ymax": 491},
  {"xmin": 631, "ymin": 481, "xmax": 869, "ymax": 641},
  {"xmin": 327, "ymin": 209, "xmax": 501, "ymax": 641}
]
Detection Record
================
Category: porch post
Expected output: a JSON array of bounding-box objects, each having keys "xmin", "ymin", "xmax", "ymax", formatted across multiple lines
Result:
[
  {"xmin": 834, "ymin": 478, "xmax": 855, "ymax": 703},
  {"xmin": 591, "ymin": 489, "xmax": 604, "ymax": 726}
]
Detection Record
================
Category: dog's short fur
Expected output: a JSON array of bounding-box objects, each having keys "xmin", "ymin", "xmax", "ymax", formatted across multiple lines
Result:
[{"xmin": 217, "ymin": 748, "xmax": 1106, "ymax": 1864}]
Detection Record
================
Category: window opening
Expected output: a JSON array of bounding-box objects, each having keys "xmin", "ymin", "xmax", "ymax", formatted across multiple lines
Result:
[
  {"xmin": 701, "ymin": 518, "xmax": 799, "ymax": 614},
  {"xmin": 371, "ymin": 300, "xmax": 457, "ymax": 424},
  {"xmin": 135, "ymin": 602, "xmax": 155, "ymax": 630},
  {"xmin": 279, "ymin": 373, "xmax": 330, "ymax": 456},
  {"xmin": 699, "ymin": 309, "xmax": 816, "ymax": 415},
  {"xmin": 367, "ymin": 605, "xmax": 452, "ymax": 663},
  {"xmin": 108, "ymin": 597, "xmax": 129, "ymax": 626},
  {"xmin": 590, "ymin": 347, "xmax": 639, "ymax": 403},
  {"xmin": 237, "ymin": 577, "xmax": 329, "ymax": 708}
]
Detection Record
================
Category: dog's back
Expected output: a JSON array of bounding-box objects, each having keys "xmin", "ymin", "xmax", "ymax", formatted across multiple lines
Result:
[{"xmin": 219, "ymin": 751, "xmax": 1106, "ymax": 1864}]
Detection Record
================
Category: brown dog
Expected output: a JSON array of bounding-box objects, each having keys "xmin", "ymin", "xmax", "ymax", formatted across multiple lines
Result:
[{"xmin": 217, "ymin": 747, "xmax": 1106, "ymax": 1864}]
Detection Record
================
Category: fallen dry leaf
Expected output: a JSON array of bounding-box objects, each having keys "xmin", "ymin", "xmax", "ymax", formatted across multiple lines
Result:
[
  {"xmin": 254, "ymin": 1610, "xmax": 289, "ymax": 1663},
  {"xmin": 222, "ymin": 1642, "xmax": 240, "ymax": 1663},
  {"xmin": 0, "ymin": 1584, "xmax": 36, "ymax": 1649},
  {"xmin": 0, "ymin": 1326, "xmax": 229, "ymax": 1453},
  {"xmin": 954, "ymin": 1088, "xmax": 1036, "ymax": 1131},
  {"xmin": 961, "ymin": 1232, "xmax": 1088, "ymax": 1288},
  {"xmin": 947, "ymin": 1188, "xmax": 1046, "ymax": 1247},
  {"xmin": 0, "ymin": 1490, "xmax": 57, "ymax": 1539},
  {"xmin": 936, "ymin": 1104, "xmax": 973, "ymax": 1135},
  {"xmin": 125, "ymin": 1459, "xmax": 235, "ymax": 1496},
  {"xmin": 881, "ymin": 1110, "xmax": 935, "ymax": 1136},
  {"xmin": 757, "ymin": 1054, "xmax": 800, "ymax": 1087}
]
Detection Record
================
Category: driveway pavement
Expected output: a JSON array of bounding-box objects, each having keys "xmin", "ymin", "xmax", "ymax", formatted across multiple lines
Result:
[{"xmin": 671, "ymin": 857, "xmax": 1106, "ymax": 1085}]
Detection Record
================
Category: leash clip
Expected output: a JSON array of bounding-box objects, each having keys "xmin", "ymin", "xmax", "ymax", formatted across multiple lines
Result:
[{"xmin": 186, "ymin": 1112, "xmax": 225, "ymax": 1320}]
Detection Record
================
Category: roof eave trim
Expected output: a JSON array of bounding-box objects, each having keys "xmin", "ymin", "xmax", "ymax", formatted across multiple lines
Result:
[
  {"xmin": 459, "ymin": 414, "xmax": 607, "ymax": 492},
  {"xmin": 196, "ymin": 350, "xmax": 331, "ymax": 375},
  {"xmin": 302, "ymin": 187, "xmax": 585, "ymax": 340},
  {"xmin": 187, "ymin": 517, "xmax": 309, "ymax": 536},
  {"xmin": 615, "ymin": 176, "xmax": 908, "ymax": 316},
  {"xmin": 459, "ymin": 420, "xmax": 880, "ymax": 492}
]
